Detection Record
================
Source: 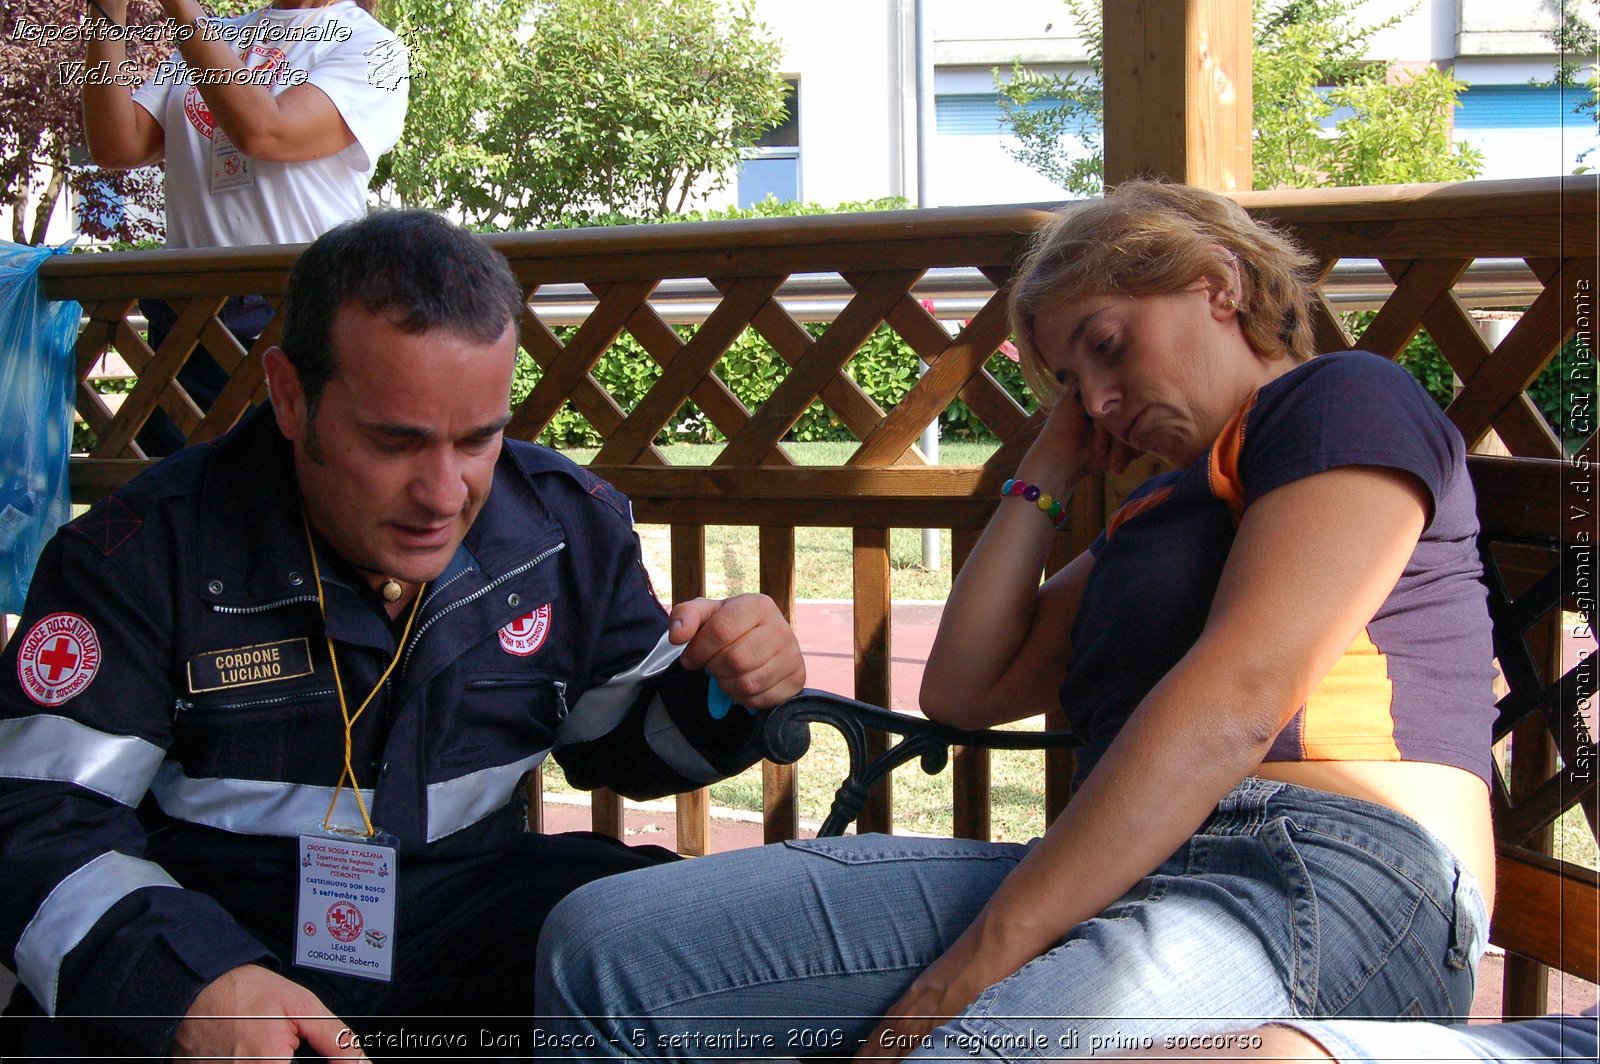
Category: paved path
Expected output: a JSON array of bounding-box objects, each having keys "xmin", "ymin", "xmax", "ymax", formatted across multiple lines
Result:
[{"xmin": 787, "ymin": 599, "xmax": 943, "ymax": 710}]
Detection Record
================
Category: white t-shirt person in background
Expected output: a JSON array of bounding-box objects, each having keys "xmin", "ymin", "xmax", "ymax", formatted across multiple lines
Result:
[{"xmin": 82, "ymin": 0, "xmax": 408, "ymax": 453}]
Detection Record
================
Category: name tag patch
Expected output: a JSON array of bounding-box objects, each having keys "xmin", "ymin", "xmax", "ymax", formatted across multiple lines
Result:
[{"xmin": 188, "ymin": 638, "xmax": 314, "ymax": 693}]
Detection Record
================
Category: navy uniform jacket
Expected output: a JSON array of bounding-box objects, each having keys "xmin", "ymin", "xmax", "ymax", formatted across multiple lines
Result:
[{"xmin": 0, "ymin": 407, "xmax": 763, "ymax": 1051}]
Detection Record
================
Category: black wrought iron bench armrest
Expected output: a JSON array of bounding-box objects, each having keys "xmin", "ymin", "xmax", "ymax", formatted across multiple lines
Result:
[{"xmin": 757, "ymin": 688, "xmax": 1081, "ymax": 839}]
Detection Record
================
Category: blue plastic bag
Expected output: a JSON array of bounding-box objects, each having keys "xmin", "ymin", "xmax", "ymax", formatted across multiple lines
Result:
[{"xmin": 0, "ymin": 241, "xmax": 79, "ymax": 614}]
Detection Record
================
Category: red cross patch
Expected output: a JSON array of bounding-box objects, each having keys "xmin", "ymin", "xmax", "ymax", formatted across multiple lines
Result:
[
  {"xmin": 182, "ymin": 87, "xmax": 217, "ymax": 138},
  {"xmin": 16, "ymin": 613, "xmax": 102, "ymax": 707},
  {"xmin": 497, "ymin": 604, "xmax": 552, "ymax": 657}
]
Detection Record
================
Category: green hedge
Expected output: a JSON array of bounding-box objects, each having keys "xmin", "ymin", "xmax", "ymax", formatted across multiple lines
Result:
[
  {"xmin": 515, "ymin": 308, "xmax": 1589, "ymax": 451},
  {"xmin": 513, "ymin": 195, "xmax": 1045, "ymax": 448},
  {"xmin": 512, "ymin": 323, "xmax": 1035, "ymax": 448},
  {"xmin": 1347, "ymin": 312, "xmax": 1591, "ymax": 444}
]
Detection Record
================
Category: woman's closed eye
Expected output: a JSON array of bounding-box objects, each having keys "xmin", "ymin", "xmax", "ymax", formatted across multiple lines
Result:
[{"xmin": 1088, "ymin": 333, "xmax": 1122, "ymax": 365}]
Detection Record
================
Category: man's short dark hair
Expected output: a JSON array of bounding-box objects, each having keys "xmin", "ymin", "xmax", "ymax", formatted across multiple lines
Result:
[{"xmin": 280, "ymin": 209, "xmax": 525, "ymax": 413}]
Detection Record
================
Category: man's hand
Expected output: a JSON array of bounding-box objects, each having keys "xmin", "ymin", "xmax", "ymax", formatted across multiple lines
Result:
[
  {"xmin": 172, "ymin": 964, "xmax": 366, "ymax": 1064},
  {"xmin": 667, "ymin": 594, "xmax": 805, "ymax": 709}
]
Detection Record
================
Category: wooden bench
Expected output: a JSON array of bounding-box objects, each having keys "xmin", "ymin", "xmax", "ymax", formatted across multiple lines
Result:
[{"xmin": 762, "ymin": 453, "xmax": 1597, "ymax": 1015}]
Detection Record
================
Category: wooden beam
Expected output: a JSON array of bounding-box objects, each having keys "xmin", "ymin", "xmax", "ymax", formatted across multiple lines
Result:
[
  {"xmin": 760, "ymin": 526, "xmax": 800, "ymax": 843},
  {"xmin": 590, "ymin": 788, "xmax": 624, "ymax": 839},
  {"xmin": 854, "ymin": 528, "xmax": 893, "ymax": 834},
  {"xmin": 672, "ymin": 525, "xmax": 711, "ymax": 857},
  {"xmin": 1102, "ymin": 0, "xmax": 1253, "ymax": 190},
  {"xmin": 1491, "ymin": 844, "xmax": 1599, "ymax": 987}
]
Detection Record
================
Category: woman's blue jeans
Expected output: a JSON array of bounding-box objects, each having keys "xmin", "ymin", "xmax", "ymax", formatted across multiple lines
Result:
[{"xmin": 535, "ymin": 778, "xmax": 1487, "ymax": 1060}]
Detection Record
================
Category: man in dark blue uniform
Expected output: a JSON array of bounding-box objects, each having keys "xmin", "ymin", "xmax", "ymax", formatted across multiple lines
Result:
[{"xmin": 0, "ymin": 210, "xmax": 806, "ymax": 1060}]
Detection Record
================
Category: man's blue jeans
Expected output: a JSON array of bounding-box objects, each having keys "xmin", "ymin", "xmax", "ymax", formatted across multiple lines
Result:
[{"xmin": 536, "ymin": 778, "xmax": 1487, "ymax": 1060}]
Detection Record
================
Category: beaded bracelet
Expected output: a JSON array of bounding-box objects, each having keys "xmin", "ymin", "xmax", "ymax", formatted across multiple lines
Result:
[{"xmin": 1001, "ymin": 478, "xmax": 1070, "ymax": 530}]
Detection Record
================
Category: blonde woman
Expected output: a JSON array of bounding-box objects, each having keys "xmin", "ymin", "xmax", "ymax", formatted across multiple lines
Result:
[{"xmin": 536, "ymin": 181, "xmax": 1496, "ymax": 1061}]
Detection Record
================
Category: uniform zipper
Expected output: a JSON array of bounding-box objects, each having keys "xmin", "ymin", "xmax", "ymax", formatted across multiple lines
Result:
[
  {"xmin": 175, "ymin": 686, "xmax": 336, "ymax": 714},
  {"xmin": 400, "ymin": 542, "xmax": 566, "ymax": 679},
  {"xmin": 211, "ymin": 593, "xmax": 318, "ymax": 615},
  {"xmin": 420, "ymin": 564, "xmax": 476, "ymax": 612}
]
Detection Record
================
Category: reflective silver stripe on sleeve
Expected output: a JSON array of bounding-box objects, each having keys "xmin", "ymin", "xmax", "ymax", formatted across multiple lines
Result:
[
  {"xmin": 0, "ymin": 715, "xmax": 165, "ymax": 806},
  {"xmin": 642, "ymin": 698, "xmax": 721, "ymax": 784},
  {"xmin": 556, "ymin": 631, "xmax": 684, "ymax": 744},
  {"xmin": 425, "ymin": 750, "xmax": 548, "ymax": 843},
  {"xmin": 15, "ymin": 850, "xmax": 181, "ymax": 1016},
  {"xmin": 149, "ymin": 762, "xmax": 374, "ymax": 837}
]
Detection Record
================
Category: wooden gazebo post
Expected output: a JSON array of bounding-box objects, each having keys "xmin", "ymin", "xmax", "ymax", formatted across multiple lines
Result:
[
  {"xmin": 1042, "ymin": 0, "xmax": 1254, "ymax": 818},
  {"xmin": 1102, "ymin": 0, "xmax": 1253, "ymax": 194},
  {"xmin": 1096, "ymin": 0, "xmax": 1253, "ymax": 521},
  {"xmin": 1100, "ymin": 1, "xmax": 1248, "ymax": 492}
]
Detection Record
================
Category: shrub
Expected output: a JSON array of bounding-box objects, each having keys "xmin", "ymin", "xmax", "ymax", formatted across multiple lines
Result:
[
  {"xmin": 1345, "ymin": 311, "xmax": 1585, "ymax": 442},
  {"xmin": 512, "ymin": 322, "xmax": 1033, "ymax": 449}
]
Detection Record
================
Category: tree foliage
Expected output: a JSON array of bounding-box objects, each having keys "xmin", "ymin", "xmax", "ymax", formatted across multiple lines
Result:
[
  {"xmin": 377, "ymin": 0, "xmax": 787, "ymax": 228},
  {"xmin": 1252, "ymin": 0, "xmax": 1481, "ymax": 187},
  {"xmin": 370, "ymin": 0, "xmax": 534, "ymax": 218},
  {"xmin": 0, "ymin": 0, "xmax": 169, "ymax": 244},
  {"xmin": 995, "ymin": 50, "xmax": 1101, "ymax": 196},
  {"xmin": 996, "ymin": 0, "xmax": 1482, "ymax": 195},
  {"xmin": 1546, "ymin": 0, "xmax": 1599, "ymax": 171}
]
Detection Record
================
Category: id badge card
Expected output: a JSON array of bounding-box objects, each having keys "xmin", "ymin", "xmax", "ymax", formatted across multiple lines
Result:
[
  {"xmin": 209, "ymin": 128, "xmax": 254, "ymax": 193},
  {"xmin": 294, "ymin": 829, "xmax": 398, "ymax": 983}
]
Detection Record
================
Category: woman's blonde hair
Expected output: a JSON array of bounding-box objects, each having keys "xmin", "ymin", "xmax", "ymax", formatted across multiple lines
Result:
[{"xmin": 1008, "ymin": 180, "xmax": 1319, "ymax": 399}]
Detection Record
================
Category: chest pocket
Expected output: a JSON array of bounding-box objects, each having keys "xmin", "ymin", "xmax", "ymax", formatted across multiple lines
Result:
[
  {"xmin": 432, "ymin": 675, "xmax": 568, "ymax": 768},
  {"xmin": 172, "ymin": 678, "xmax": 341, "ymax": 781}
]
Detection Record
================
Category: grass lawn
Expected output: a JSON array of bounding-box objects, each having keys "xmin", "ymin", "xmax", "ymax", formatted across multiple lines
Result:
[
  {"xmin": 542, "ymin": 721, "xmax": 1052, "ymax": 843},
  {"xmin": 566, "ymin": 440, "xmax": 1001, "ymax": 601},
  {"xmin": 544, "ymin": 439, "xmax": 1057, "ymax": 838},
  {"xmin": 1555, "ymin": 803, "xmax": 1599, "ymax": 870}
]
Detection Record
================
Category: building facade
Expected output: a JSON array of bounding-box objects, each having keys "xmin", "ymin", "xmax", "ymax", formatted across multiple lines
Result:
[
  {"xmin": 23, "ymin": 0, "xmax": 1600, "ymax": 244},
  {"xmin": 721, "ymin": 0, "xmax": 1599, "ymax": 212}
]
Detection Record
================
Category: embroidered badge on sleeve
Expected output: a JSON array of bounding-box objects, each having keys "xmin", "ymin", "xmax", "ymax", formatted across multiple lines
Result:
[{"xmin": 16, "ymin": 613, "xmax": 102, "ymax": 707}]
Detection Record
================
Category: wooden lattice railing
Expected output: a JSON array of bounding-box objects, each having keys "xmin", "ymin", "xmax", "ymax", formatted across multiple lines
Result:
[{"xmin": 39, "ymin": 175, "xmax": 1599, "ymax": 1013}]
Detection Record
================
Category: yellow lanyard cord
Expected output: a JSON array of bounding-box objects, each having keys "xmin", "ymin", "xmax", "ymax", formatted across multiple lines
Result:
[{"xmin": 301, "ymin": 511, "xmax": 426, "ymax": 837}]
